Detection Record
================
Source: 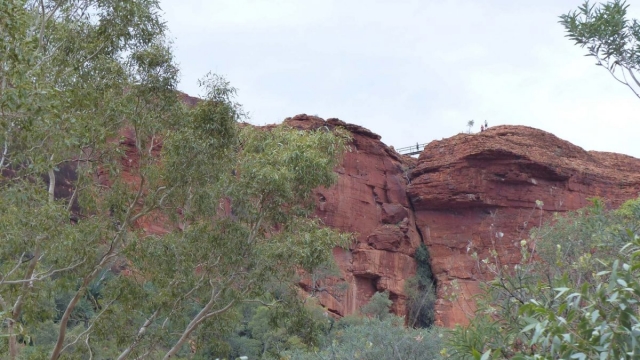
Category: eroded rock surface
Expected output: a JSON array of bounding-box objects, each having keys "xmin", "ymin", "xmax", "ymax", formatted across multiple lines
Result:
[
  {"xmin": 284, "ymin": 114, "xmax": 420, "ymax": 316},
  {"xmin": 287, "ymin": 119, "xmax": 640, "ymax": 327},
  {"xmin": 408, "ymin": 125, "xmax": 640, "ymax": 327},
  {"xmin": 94, "ymin": 112, "xmax": 640, "ymax": 328}
]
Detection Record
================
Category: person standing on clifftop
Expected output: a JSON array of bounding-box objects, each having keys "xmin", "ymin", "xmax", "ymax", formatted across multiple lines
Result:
[
  {"xmin": 481, "ymin": 125, "xmax": 484, "ymax": 132},
  {"xmin": 484, "ymin": 120, "xmax": 488, "ymax": 128}
]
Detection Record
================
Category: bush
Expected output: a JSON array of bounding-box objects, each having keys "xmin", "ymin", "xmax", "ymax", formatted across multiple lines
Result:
[
  {"xmin": 286, "ymin": 315, "xmax": 444, "ymax": 360},
  {"xmin": 407, "ymin": 243, "xmax": 437, "ymax": 328},
  {"xmin": 445, "ymin": 197, "xmax": 640, "ymax": 359},
  {"xmin": 361, "ymin": 291, "xmax": 393, "ymax": 320}
]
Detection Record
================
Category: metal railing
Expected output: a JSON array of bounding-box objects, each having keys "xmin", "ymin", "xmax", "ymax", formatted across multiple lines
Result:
[{"xmin": 396, "ymin": 142, "xmax": 428, "ymax": 156}]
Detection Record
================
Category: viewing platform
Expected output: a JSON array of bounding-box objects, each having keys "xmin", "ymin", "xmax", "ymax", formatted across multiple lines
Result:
[{"xmin": 396, "ymin": 142, "xmax": 427, "ymax": 156}]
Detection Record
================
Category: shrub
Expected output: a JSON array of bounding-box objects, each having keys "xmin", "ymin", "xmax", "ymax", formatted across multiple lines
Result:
[
  {"xmin": 361, "ymin": 291, "xmax": 394, "ymax": 320},
  {"xmin": 445, "ymin": 197, "xmax": 640, "ymax": 359},
  {"xmin": 286, "ymin": 315, "xmax": 444, "ymax": 360},
  {"xmin": 407, "ymin": 243, "xmax": 437, "ymax": 328}
]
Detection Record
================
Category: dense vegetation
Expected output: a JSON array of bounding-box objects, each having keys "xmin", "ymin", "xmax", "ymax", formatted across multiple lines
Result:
[
  {"xmin": 2, "ymin": 0, "xmax": 640, "ymax": 359},
  {"xmin": 406, "ymin": 243, "xmax": 437, "ymax": 329},
  {"xmin": 445, "ymin": 197, "xmax": 640, "ymax": 359},
  {"xmin": 216, "ymin": 293, "xmax": 444, "ymax": 360},
  {"xmin": 0, "ymin": 0, "xmax": 351, "ymax": 358}
]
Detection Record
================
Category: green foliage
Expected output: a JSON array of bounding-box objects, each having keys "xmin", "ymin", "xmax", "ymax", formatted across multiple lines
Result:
[
  {"xmin": 516, "ymin": 252, "xmax": 640, "ymax": 359},
  {"xmin": 445, "ymin": 197, "xmax": 640, "ymax": 359},
  {"xmin": 406, "ymin": 243, "xmax": 437, "ymax": 328},
  {"xmin": 287, "ymin": 315, "xmax": 444, "ymax": 360},
  {"xmin": 193, "ymin": 298, "xmax": 333, "ymax": 359},
  {"xmin": 0, "ymin": 1, "xmax": 352, "ymax": 358},
  {"xmin": 219, "ymin": 291, "xmax": 445, "ymax": 359},
  {"xmin": 560, "ymin": 0, "xmax": 640, "ymax": 98},
  {"xmin": 361, "ymin": 291, "xmax": 393, "ymax": 321}
]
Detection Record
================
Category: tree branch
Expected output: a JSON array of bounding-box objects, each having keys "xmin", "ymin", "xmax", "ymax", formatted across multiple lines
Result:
[
  {"xmin": 161, "ymin": 276, "xmax": 252, "ymax": 359},
  {"xmin": 623, "ymin": 66, "xmax": 640, "ymax": 92},
  {"xmin": 0, "ymin": 252, "xmax": 26, "ymax": 286},
  {"xmin": 241, "ymin": 299, "xmax": 281, "ymax": 307},
  {"xmin": 162, "ymin": 299, "xmax": 237, "ymax": 359},
  {"xmin": 50, "ymin": 171, "xmax": 151, "ymax": 359},
  {"xmin": 60, "ymin": 299, "xmax": 116, "ymax": 355},
  {"xmin": 0, "ymin": 138, "xmax": 8, "ymax": 169},
  {"xmin": 85, "ymin": 335, "xmax": 93, "ymax": 360},
  {"xmin": 117, "ymin": 309, "xmax": 160, "ymax": 360},
  {"xmin": 596, "ymin": 55, "xmax": 640, "ymax": 99},
  {"xmin": 1, "ymin": 258, "xmax": 86, "ymax": 285},
  {"xmin": 48, "ymin": 167, "xmax": 55, "ymax": 203}
]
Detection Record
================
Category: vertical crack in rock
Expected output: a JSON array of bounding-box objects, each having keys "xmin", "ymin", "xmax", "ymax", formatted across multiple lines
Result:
[{"xmin": 404, "ymin": 168, "xmax": 438, "ymax": 328}]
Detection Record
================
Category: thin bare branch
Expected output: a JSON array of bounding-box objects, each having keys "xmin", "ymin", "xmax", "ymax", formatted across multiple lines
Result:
[
  {"xmin": 596, "ymin": 54, "xmax": 640, "ymax": 99},
  {"xmin": 133, "ymin": 350, "xmax": 152, "ymax": 360},
  {"xmin": 624, "ymin": 65, "xmax": 640, "ymax": 90},
  {"xmin": 117, "ymin": 309, "xmax": 160, "ymax": 360},
  {"xmin": 1, "ymin": 258, "xmax": 86, "ymax": 285},
  {"xmin": 85, "ymin": 335, "xmax": 93, "ymax": 360},
  {"xmin": 0, "ymin": 294, "xmax": 7, "ymax": 313},
  {"xmin": 0, "ymin": 252, "xmax": 26, "ymax": 286},
  {"xmin": 161, "ymin": 275, "xmax": 207, "ymax": 330},
  {"xmin": 48, "ymin": 167, "xmax": 55, "ymax": 203},
  {"xmin": 0, "ymin": 138, "xmax": 8, "ymax": 169},
  {"xmin": 61, "ymin": 299, "xmax": 116, "ymax": 355},
  {"xmin": 123, "ymin": 175, "xmax": 146, "ymax": 228},
  {"xmin": 241, "ymin": 299, "xmax": 281, "ymax": 307},
  {"xmin": 51, "ymin": 170, "xmax": 153, "ymax": 359},
  {"xmin": 38, "ymin": 0, "xmax": 45, "ymax": 49},
  {"xmin": 162, "ymin": 299, "xmax": 236, "ymax": 360},
  {"xmin": 12, "ymin": 246, "xmax": 41, "ymax": 319},
  {"xmin": 618, "ymin": 67, "xmax": 640, "ymax": 99}
]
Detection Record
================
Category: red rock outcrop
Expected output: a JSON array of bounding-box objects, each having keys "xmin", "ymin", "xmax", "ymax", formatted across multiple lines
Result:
[
  {"xmin": 408, "ymin": 125, "xmax": 640, "ymax": 327},
  {"xmin": 91, "ymin": 108, "xmax": 640, "ymax": 328},
  {"xmin": 283, "ymin": 115, "xmax": 420, "ymax": 316},
  {"xmin": 284, "ymin": 118, "xmax": 640, "ymax": 327}
]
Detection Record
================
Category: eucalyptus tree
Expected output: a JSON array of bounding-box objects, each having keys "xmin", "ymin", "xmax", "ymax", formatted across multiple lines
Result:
[
  {"xmin": 560, "ymin": 0, "xmax": 640, "ymax": 98},
  {"xmin": 0, "ymin": 1, "xmax": 350, "ymax": 359}
]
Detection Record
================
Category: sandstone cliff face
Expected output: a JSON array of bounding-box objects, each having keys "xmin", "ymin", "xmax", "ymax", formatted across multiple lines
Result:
[
  {"xmin": 103, "ymin": 113, "xmax": 640, "ymax": 327},
  {"xmin": 283, "ymin": 115, "xmax": 420, "ymax": 316},
  {"xmin": 407, "ymin": 125, "xmax": 640, "ymax": 327},
  {"xmin": 285, "ymin": 118, "xmax": 640, "ymax": 327}
]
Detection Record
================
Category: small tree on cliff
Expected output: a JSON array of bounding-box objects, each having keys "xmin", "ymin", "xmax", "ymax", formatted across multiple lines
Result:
[
  {"xmin": 466, "ymin": 120, "xmax": 475, "ymax": 134},
  {"xmin": 560, "ymin": 0, "xmax": 640, "ymax": 98},
  {"xmin": 0, "ymin": 1, "xmax": 350, "ymax": 359}
]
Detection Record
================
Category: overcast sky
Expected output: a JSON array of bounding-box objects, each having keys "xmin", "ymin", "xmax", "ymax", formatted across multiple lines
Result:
[{"xmin": 159, "ymin": 0, "xmax": 640, "ymax": 158}]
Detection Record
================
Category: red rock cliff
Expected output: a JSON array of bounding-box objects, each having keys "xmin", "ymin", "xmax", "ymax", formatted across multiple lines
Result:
[
  {"xmin": 285, "ymin": 117, "xmax": 640, "ymax": 327},
  {"xmin": 283, "ymin": 115, "xmax": 420, "ymax": 317},
  {"xmin": 105, "ymin": 112, "xmax": 640, "ymax": 327},
  {"xmin": 407, "ymin": 125, "xmax": 640, "ymax": 327}
]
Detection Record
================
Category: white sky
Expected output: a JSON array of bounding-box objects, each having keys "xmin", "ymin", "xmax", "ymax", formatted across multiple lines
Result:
[{"xmin": 159, "ymin": 0, "xmax": 640, "ymax": 158}]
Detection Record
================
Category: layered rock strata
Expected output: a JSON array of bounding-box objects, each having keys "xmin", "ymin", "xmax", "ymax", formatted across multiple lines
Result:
[
  {"xmin": 287, "ymin": 118, "xmax": 640, "ymax": 327},
  {"xmin": 81, "ymin": 111, "xmax": 640, "ymax": 327},
  {"xmin": 283, "ymin": 115, "xmax": 420, "ymax": 316},
  {"xmin": 407, "ymin": 125, "xmax": 640, "ymax": 327}
]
